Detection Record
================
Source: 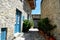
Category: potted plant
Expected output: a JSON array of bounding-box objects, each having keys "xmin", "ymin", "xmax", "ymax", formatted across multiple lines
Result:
[
  {"xmin": 22, "ymin": 20, "xmax": 31, "ymax": 32},
  {"xmin": 38, "ymin": 18, "xmax": 57, "ymax": 40},
  {"xmin": 29, "ymin": 20, "xmax": 34, "ymax": 28},
  {"xmin": 43, "ymin": 18, "xmax": 56, "ymax": 34},
  {"xmin": 38, "ymin": 18, "xmax": 45, "ymax": 36}
]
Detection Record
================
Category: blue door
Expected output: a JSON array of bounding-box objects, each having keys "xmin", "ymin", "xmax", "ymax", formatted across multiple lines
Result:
[
  {"xmin": 15, "ymin": 9, "xmax": 21, "ymax": 33},
  {"xmin": 1, "ymin": 28, "xmax": 7, "ymax": 40}
]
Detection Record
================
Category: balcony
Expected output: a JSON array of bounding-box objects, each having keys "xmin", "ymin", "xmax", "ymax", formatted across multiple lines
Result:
[{"xmin": 26, "ymin": 0, "xmax": 36, "ymax": 9}]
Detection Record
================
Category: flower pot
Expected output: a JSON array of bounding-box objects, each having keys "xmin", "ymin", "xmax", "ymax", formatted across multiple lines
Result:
[
  {"xmin": 22, "ymin": 28, "xmax": 29, "ymax": 32},
  {"xmin": 49, "ymin": 36, "xmax": 56, "ymax": 40},
  {"xmin": 39, "ymin": 30, "xmax": 45, "ymax": 36},
  {"xmin": 45, "ymin": 35, "xmax": 49, "ymax": 40},
  {"xmin": 44, "ymin": 34, "xmax": 56, "ymax": 40}
]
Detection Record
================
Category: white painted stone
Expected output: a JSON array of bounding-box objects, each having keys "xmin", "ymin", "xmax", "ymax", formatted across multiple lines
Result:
[
  {"xmin": 14, "ymin": 37, "xmax": 25, "ymax": 40},
  {"xmin": 14, "ymin": 32, "xmax": 24, "ymax": 37},
  {"xmin": 29, "ymin": 28, "xmax": 39, "ymax": 31}
]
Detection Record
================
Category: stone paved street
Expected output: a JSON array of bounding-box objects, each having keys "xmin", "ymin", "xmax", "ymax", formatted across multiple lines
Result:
[
  {"xmin": 14, "ymin": 31, "xmax": 45, "ymax": 40},
  {"xmin": 0, "ymin": 0, "xmax": 60, "ymax": 40},
  {"xmin": 22, "ymin": 31, "xmax": 45, "ymax": 40}
]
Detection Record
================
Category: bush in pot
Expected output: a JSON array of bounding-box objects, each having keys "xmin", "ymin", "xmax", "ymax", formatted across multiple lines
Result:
[
  {"xmin": 29, "ymin": 20, "xmax": 34, "ymax": 28},
  {"xmin": 22, "ymin": 20, "xmax": 31, "ymax": 32},
  {"xmin": 38, "ymin": 19, "xmax": 46, "ymax": 36},
  {"xmin": 43, "ymin": 18, "xmax": 57, "ymax": 35},
  {"xmin": 38, "ymin": 18, "xmax": 57, "ymax": 38}
]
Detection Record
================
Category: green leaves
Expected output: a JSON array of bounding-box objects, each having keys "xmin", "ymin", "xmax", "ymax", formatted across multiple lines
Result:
[
  {"xmin": 23, "ymin": 20, "xmax": 33, "ymax": 32},
  {"xmin": 38, "ymin": 18, "xmax": 57, "ymax": 33}
]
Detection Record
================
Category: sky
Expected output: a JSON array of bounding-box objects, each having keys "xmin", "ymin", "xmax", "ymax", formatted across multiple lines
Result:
[{"xmin": 32, "ymin": 0, "xmax": 41, "ymax": 14}]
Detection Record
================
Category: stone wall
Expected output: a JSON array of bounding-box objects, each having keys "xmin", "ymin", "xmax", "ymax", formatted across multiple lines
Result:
[
  {"xmin": 41, "ymin": 0, "xmax": 60, "ymax": 40},
  {"xmin": 0, "ymin": 0, "xmax": 31, "ymax": 40}
]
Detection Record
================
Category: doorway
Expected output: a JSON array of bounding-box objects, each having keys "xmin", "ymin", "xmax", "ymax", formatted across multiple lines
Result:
[{"xmin": 15, "ymin": 9, "xmax": 22, "ymax": 33}]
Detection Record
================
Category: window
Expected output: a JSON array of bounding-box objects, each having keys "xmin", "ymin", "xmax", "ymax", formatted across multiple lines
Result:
[{"xmin": 1, "ymin": 28, "xmax": 7, "ymax": 40}]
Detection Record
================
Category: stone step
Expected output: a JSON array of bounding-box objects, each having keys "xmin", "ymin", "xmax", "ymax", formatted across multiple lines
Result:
[{"xmin": 14, "ymin": 37, "xmax": 25, "ymax": 40}]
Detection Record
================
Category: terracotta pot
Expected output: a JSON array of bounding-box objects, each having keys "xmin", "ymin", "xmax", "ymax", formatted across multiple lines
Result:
[
  {"xmin": 45, "ymin": 35, "xmax": 49, "ymax": 40},
  {"xmin": 44, "ymin": 34, "xmax": 56, "ymax": 40},
  {"xmin": 49, "ymin": 36, "xmax": 56, "ymax": 40},
  {"xmin": 39, "ymin": 30, "xmax": 45, "ymax": 36}
]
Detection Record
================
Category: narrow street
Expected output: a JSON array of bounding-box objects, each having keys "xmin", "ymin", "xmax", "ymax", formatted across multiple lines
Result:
[
  {"xmin": 0, "ymin": 0, "xmax": 59, "ymax": 40},
  {"xmin": 14, "ymin": 28, "xmax": 45, "ymax": 40},
  {"xmin": 22, "ymin": 31, "xmax": 45, "ymax": 40}
]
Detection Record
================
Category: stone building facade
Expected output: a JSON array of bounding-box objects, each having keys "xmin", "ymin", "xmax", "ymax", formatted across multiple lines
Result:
[
  {"xmin": 0, "ymin": 0, "xmax": 36, "ymax": 40},
  {"xmin": 41, "ymin": 0, "xmax": 60, "ymax": 40}
]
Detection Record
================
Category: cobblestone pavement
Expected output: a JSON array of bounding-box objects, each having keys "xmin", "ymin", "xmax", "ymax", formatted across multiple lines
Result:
[{"xmin": 22, "ymin": 31, "xmax": 45, "ymax": 40}]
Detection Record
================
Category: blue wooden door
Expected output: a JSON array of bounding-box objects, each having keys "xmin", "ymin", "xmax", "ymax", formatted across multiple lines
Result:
[
  {"xmin": 15, "ymin": 9, "xmax": 21, "ymax": 33},
  {"xmin": 1, "ymin": 28, "xmax": 7, "ymax": 40}
]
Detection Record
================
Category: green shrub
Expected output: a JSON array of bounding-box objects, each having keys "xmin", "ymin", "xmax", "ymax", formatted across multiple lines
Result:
[
  {"xmin": 29, "ymin": 20, "xmax": 34, "ymax": 27},
  {"xmin": 22, "ymin": 20, "xmax": 31, "ymax": 32},
  {"xmin": 38, "ymin": 18, "xmax": 57, "ymax": 34}
]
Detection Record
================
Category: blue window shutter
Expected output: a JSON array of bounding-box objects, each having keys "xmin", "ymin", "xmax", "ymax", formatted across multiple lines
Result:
[{"xmin": 1, "ymin": 28, "xmax": 7, "ymax": 40}]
